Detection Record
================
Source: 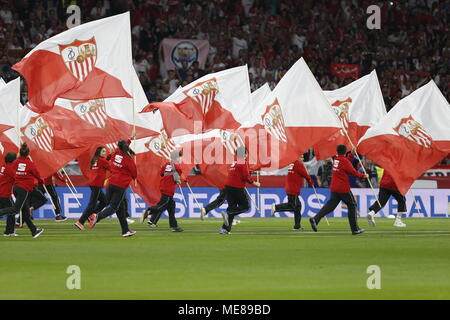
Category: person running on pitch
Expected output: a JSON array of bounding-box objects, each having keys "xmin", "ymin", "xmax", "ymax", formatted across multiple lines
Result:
[
  {"xmin": 28, "ymin": 171, "xmax": 68, "ymax": 221},
  {"xmin": 366, "ymin": 170, "xmax": 407, "ymax": 228},
  {"xmin": 1, "ymin": 152, "xmax": 19, "ymax": 236},
  {"xmin": 271, "ymin": 154, "xmax": 314, "ymax": 230},
  {"xmin": 141, "ymin": 150, "xmax": 184, "ymax": 232},
  {"xmin": 0, "ymin": 143, "xmax": 44, "ymax": 238},
  {"xmin": 309, "ymin": 144, "xmax": 368, "ymax": 235},
  {"xmin": 89, "ymin": 139, "xmax": 137, "ymax": 237},
  {"xmin": 220, "ymin": 146, "xmax": 260, "ymax": 235},
  {"xmin": 75, "ymin": 146, "xmax": 109, "ymax": 230}
]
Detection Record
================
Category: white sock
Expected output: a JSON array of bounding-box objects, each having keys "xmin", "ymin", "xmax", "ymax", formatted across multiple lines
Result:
[{"xmin": 368, "ymin": 210, "xmax": 375, "ymax": 217}]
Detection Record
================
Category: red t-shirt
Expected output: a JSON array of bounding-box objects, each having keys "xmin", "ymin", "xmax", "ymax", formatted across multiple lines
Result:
[
  {"xmin": 107, "ymin": 150, "xmax": 137, "ymax": 189},
  {"xmin": 159, "ymin": 162, "xmax": 182, "ymax": 197},
  {"xmin": 225, "ymin": 160, "xmax": 255, "ymax": 189},
  {"xmin": 12, "ymin": 157, "xmax": 43, "ymax": 192},
  {"xmin": 88, "ymin": 156, "xmax": 110, "ymax": 188},
  {"xmin": 330, "ymin": 154, "xmax": 365, "ymax": 193},
  {"xmin": 285, "ymin": 160, "xmax": 314, "ymax": 196},
  {"xmin": 379, "ymin": 171, "xmax": 398, "ymax": 191},
  {"xmin": 0, "ymin": 163, "xmax": 15, "ymax": 198}
]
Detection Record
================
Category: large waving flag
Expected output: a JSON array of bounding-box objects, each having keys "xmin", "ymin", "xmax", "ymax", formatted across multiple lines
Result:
[
  {"xmin": 239, "ymin": 58, "xmax": 341, "ymax": 172},
  {"xmin": 12, "ymin": 12, "xmax": 133, "ymax": 113},
  {"xmin": 314, "ymin": 70, "xmax": 386, "ymax": 159},
  {"xmin": 358, "ymin": 80, "xmax": 450, "ymax": 194},
  {"xmin": 0, "ymin": 78, "xmax": 91, "ymax": 177},
  {"xmin": 144, "ymin": 66, "xmax": 252, "ymax": 137}
]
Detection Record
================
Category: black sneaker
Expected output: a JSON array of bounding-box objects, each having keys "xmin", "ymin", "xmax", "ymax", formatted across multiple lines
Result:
[
  {"xmin": 171, "ymin": 226, "xmax": 184, "ymax": 232},
  {"xmin": 32, "ymin": 228, "xmax": 44, "ymax": 238},
  {"xmin": 309, "ymin": 218, "xmax": 318, "ymax": 232},
  {"xmin": 352, "ymin": 228, "xmax": 365, "ymax": 235},
  {"xmin": 292, "ymin": 226, "xmax": 304, "ymax": 231},
  {"xmin": 55, "ymin": 215, "xmax": 67, "ymax": 222}
]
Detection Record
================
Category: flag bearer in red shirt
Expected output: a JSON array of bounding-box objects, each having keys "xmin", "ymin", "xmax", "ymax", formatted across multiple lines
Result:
[
  {"xmin": 310, "ymin": 144, "xmax": 368, "ymax": 235},
  {"xmin": 220, "ymin": 146, "xmax": 260, "ymax": 234},
  {"xmin": 75, "ymin": 146, "xmax": 109, "ymax": 230},
  {"xmin": 89, "ymin": 140, "xmax": 137, "ymax": 237},
  {"xmin": 271, "ymin": 154, "xmax": 314, "ymax": 231},
  {"xmin": 0, "ymin": 143, "xmax": 44, "ymax": 238},
  {"xmin": 367, "ymin": 170, "xmax": 407, "ymax": 228},
  {"xmin": 141, "ymin": 150, "xmax": 184, "ymax": 232}
]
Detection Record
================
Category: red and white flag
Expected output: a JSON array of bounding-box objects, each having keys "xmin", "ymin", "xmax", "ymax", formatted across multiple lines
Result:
[
  {"xmin": 314, "ymin": 70, "xmax": 386, "ymax": 159},
  {"xmin": 358, "ymin": 80, "xmax": 450, "ymax": 195},
  {"xmin": 241, "ymin": 58, "xmax": 341, "ymax": 170},
  {"xmin": 148, "ymin": 66, "xmax": 252, "ymax": 137},
  {"xmin": 0, "ymin": 78, "xmax": 6, "ymax": 87},
  {"xmin": 0, "ymin": 79, "xmax": 92, "ymax": 177},
  {"xmin": 12, "ymin": 12, "xmax": 133, "ymax": 113}
]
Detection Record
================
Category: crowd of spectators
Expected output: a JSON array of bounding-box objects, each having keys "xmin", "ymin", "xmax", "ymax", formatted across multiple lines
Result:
[{"xmin": 0, "ymin": 0, "xmax": 448, "ymax": 183}]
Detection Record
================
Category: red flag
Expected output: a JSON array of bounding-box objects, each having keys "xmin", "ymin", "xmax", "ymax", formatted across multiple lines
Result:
[
  {"xmin": 314, "ymin": 70, "xmax": 386, "ymax": 159},
  {"xmin": 358, "ymin": 81, "xmax": 450, "ymax": 195},
  {"xmin": 12, "ymin": 13, "xmax": 133, "ymax": 113}
]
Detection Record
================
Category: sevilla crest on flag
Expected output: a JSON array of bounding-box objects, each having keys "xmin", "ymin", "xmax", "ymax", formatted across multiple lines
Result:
[
  {"xmin": 59, "ymin": 38, "xmax": 97, "ymax": 81},
  {"xmin": 331, "ymin": 97, "xmax": 351, "ymax": 132},
  {"xmin": 261, "ymin": 99, "xmax": 287, "ymax": 142},
  {"xmin": 144, "ymin": 130, "xmax": 177, "ymax": 160},
  {"xmin": 183, "ymin": 78, "xmax": 219, "ymax": 114},
  {"xmin": 71, "ymin": 99, "xmax": 108, "ymax": 129},
  {"xmin": 220, "ymin": 129, "xmax": 244, "ymax": 156},
  {"xmin": 394, "ymin": 115, "xmax": 432, "ymax": 148},
  {"xmin": 23, "ymin": 116, "xmax": 54, "ymax": 153}
]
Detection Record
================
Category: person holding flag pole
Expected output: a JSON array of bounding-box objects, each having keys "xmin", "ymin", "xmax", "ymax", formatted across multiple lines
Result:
[
  {"xmin": 88, "ymin": 139, "xmax": 137, "ymax": 237},
  {"xmin": 366, "ymin": 170, "xmax": 407, "ymax": 228},
  {"xmin": 75, "ymin": 146, "xmax": 109, "ymax": 230},
  {"xmin": 141, "ymin": 149, "xmax": 185, "ymax": 232},
  {"xmin": 271, "ymin": 154, "xmax": 315, "ymax": 230},
  {"xmin": 220, "ymin": 146, "xmax": 260, "ymax": 235},
  {"xmin": 310, "ymin": 144, "xmax": 368, "ymax": 235},
  {"xmin": 0, "ymin": 143, "xmax": 44, "ymax": 238}
]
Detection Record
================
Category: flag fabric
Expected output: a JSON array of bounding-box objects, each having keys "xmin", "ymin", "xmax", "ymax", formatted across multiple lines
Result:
[
  {"xmin": 161, "ymin": 38, "xmax": 209, "ymax": 70},
  {"xmin": 358, "ymin": 80, "xmax": 450, "ymax": 195},
  {"xmin": 12, "ymin": 12, "xmax": 133, "ymax": 113},
  {"xmin": 147, "ymin": 66, "xmax": 252, "ymax": 137},
  {"xmin": 314, "ymin": 70, "xmax": 386, "ymax": 159},
  {"xmin": 240, "ymin": 58, "xmax": 341, "ymax": 171},
  {"xmin": 0, "ymin": 78, "xmax": 6, "ymax": 87},
  {"xmin": 330, "ymin": 63, "xmax": 360, "ymax": 80}
]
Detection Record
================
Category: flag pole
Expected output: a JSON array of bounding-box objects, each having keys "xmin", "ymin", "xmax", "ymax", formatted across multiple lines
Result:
[
  {"xmin": 256, "ymin": 171, "xmax": 260, "ymax": 214},
  {"xmin": 178, "ymin": 185, "xmax": 187, "ymax": 207},
  {"xmin": 342, "ymin": 128, "xmax": 382, "ymax": 210},
  {"xmin": 312, "ymin": 185, "xmax": 329, "ymax": 225},
  {"xmin": 245, "ymin": 187, "xmax": 260, "ymax": 212},
  {"xmin": 61, "ymin": 167, "xmax": 82, "ymax": 207},
  {"xmin": 186, "ymin": 182, "xmax": 202, "ymax": 212}
]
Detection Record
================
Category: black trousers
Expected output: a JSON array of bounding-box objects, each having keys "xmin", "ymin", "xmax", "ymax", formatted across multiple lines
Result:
[
  {"xmin": 313, "ymin": 191, "xmax": 359, "ymax": 232},
  {"xmin": 29, "ymin": 186, "xmax": 48, "ymax": 212},
  {"xmin": 148, "ymin": 194, "xmax": 178, "ymax": 228},
  {"xmin": 275, "ymin": 194, "xmax": 302, "ymax": 228},
  {"xmin": 369, "ymin": 188, "xmax": 407, "ymax": 213},
  {"xmin": 0, "ymin": 186, "xmax": 37, "ymax": 234},
  {"xmin": 204, "ymin": 189, "xmax": 227, "ymax": 214},
  {"xmin": 96, "ymin": 184, "xmax": 129, "ymax": 234},
  {"xmin": 78, "ymin": 186, "xmax": 107, "ymax": 224},
  {"xmin": 224, "ymin": 186, "xmax": 249, "ymax": 231},
  {"xmin": 1, "ymin": 197, "xmax": 15, "ymax": 234}
]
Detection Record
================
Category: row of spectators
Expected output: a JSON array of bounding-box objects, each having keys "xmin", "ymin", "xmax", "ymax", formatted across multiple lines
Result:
[{"xmin": 0, "ymin": 0, "xmax": 448, "ymax": 178}]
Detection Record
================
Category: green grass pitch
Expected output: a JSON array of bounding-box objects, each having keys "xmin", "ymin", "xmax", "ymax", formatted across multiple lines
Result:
[{"xmin": 1, "ymin": 217, "xmax": 449, "ymax": 300}]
